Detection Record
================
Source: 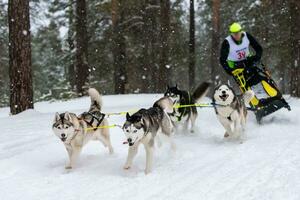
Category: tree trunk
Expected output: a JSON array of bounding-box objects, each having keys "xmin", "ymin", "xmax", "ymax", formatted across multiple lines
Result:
[
  {"xmin": 210, "ymin": 0, "xmax": 221, "ymax": 87},
  {"xmin": 149, "ymin": 0, "xmax": 160, "ymax": 92},
  {"xmin": 141, "ymin": 0, "xmax": 160, "ymax": 92},
  {"xmin": 8, "ymin": 0, "xmax": 33, "ymax": 115},
  {"xmin": 75, "ymin": 0, "xmax": 89, "ymax": 96},
  {"xmin": 188, "ymin": 0, "xmax": 195, "ymax": 90},
  {"xmin": 158, "ymin": 0, "xmax": 171, "ymax": 92},
  {"xmin": 140, "ymin": 0, "xmax": 151, "ymax": 92},
  {"xmin": 279, "ymin": 58, "xmax": 286, "ymax": 94},
  {"xmin": 67, "ymin": 0, "xmax": 75, "ymax": 90},
  {"xmin": 112, "ymin": 0, "xmax": 127, "ymax": 94},
  {"xmin": 289, "ymin": 0, "xmax": 300, "ymax": 97}
]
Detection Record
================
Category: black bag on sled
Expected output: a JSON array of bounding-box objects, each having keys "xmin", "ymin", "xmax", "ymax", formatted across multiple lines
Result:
[{"xmin": 231, "ymin": 63, "xmax": 291, "ymax": 123}]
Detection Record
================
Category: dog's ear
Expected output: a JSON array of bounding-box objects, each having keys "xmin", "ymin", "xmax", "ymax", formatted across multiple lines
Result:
[
  {"xmin": 227, "ymin": 80, "xmax": 231, "ymax": 87},
  {"xmin": 54, "ymin": 112, "xmax": 60, "ymax": 122},
  {"xmin": 215, "ymin": 83, "xmax": 221, "ymax": 90},
  {"xmin": 126, "ymin": 112, "xmax": 131, "ymax": 120},
  {"xmin": 167, "ymin": 85, "xmax": 170, "ymax": 90},
  {"xmin": 175, "ymin": 83, "xmax": 178, "ymax": 89},
  {"xmin": 64, "ymin": 112, "xmax": 72, "ymax": 121}
]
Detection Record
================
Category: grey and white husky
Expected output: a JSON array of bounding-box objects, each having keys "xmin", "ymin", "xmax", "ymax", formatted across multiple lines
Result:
[
  {"xmin": 52, "ymin": 88, "xmax": 113, "ymax": 169},
  {"xmin": 122, "ymin": 97, "xmax": 175, "ymax": 174},
  {"xmin": 213, "ymin": 84, "xmax": 254, "ymax": 142}
]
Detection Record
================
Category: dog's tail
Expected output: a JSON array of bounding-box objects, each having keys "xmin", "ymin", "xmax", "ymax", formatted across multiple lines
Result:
[
  {"xmin": 88, "ymin": 88, "xmax": 103, "ymax": 112},
  {"xmin": 154, "ymin": 97, "xmax": 174, "ymax": 114},
  {"xmin": 243, "ymin": 90, "xmax": 255, "ymax": 105},
  {"xmin": 192, "ymin": 82, "xmax": 211, "ymax": 102}
]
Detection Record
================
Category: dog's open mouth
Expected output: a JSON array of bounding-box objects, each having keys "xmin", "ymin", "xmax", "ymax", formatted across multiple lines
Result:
[
  {"xmin": 61, "ymin": 137, "xmax": 67, "ymax": 142},
  {"xmin": 219, "ymin": 94, "xmax": 229, "ymax": 101},
  {"xmin": 123, "ymin": 141, "xmax": 134, "ymax": 146}
]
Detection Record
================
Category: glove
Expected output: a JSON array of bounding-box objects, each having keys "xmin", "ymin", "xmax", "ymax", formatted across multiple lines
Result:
[
  {"xmin": 234, "ymin": 61, "xmax": 246, "ymax": 69},
  {"xmin": 246, "ymin": 56, "xmax": 259, "ymax": 67}
]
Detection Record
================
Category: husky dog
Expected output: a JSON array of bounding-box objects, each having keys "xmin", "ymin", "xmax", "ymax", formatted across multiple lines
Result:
[
  {"xmin": 213, "ymin": 84, "xmax": 254, "ymax": 142},
  {"xmin": 164, "ymin": 82, "xmax": 210, "ymax": 132},
  {"xmin": 122, "ymin": 97, "xmax": 175, "ymax": 174},
  {"xmin": 52, "ymin": 88, "xmax": 113, "ymax": 169}
]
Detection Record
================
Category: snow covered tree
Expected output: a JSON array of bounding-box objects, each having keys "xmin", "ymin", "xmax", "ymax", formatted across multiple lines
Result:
[
  {"xmin": 32, "ymin": 20, "xmax": 66, "ymax": 100},
  {"xmin": 8, "ymin": 0, "xmax": 33, "ymax": 114},
  {"xmin": 1, "ymin": 0, "xmax": 299, "ymax": 106}
]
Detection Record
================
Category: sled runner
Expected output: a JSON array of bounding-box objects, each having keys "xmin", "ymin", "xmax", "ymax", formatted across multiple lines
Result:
[{"xmin": 231, "ymin": 62, "xmax": 291, "ymax": 123}]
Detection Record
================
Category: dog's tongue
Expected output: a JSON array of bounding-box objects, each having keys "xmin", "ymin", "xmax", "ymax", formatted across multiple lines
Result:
[
  {"xmin": 220, "ymin": 95, "xmax": 228, "ymax": 101},
  {"xmin": 123, "ymin": 141, "xmax": 128, "ymax": 145}
]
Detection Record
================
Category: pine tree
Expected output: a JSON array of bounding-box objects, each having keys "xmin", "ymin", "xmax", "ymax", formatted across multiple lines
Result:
[
  {"xmin": 8, "ymin": 0, "xmax": 33, "ymax": 114},
  {"xmin": 32, "ymin": 20, "xmax": 66, "ymax": 100},
  {"xmin": 75, "ymin": 0, "xmax": 89, "ymax": 96},
  {"xmin": 0, "ymin": 2, "xmax": 9, "ymax": 106},
  {"xmin": 289, "ymin": 0, "xmax": 300, "ymax": 96},
  {"xmin": 140, "ymin": 0, "xmax": 152, "ymax": 92},
  {"xmin": 140, "ymin": 0, "xmax": 160, "ymax": 92},
  {"xmin": 188, "ymin": 0, "xmax": 195, "ymax": 90},
  {"xmin": 112, "ymin": 0, "xmax": 127, "ymax": 94},
  {"xmin": 158, "ymin": 0, "xmax": 171, "ymax": 92},
  {"xmin": 67, "ymin": 0, "xmax": 76, "ymax": 90},
  {"xmin": 210, "ymin": 0, "xmax": 221, "ymax": 87}
]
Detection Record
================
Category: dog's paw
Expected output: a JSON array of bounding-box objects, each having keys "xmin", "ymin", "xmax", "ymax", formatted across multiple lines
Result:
[
  {"xmin": 108, "ymin": 147, "xmax": 114, "ymax": 155},
  {"xmin": 239, "ymin": 140, "xmax": 244, "ymax": 144},
  {"xmin": 123, "ymin": 165, "xmax": 131, "ymax": 170},
  {"xmin": 170, "ymin": 142, "xmax": 176, "ymax": 152},
  {"xmin": 144, "ymin": 169, "xmax": 151, "ymax": 175},
  {"xmin": 65, "ymin": 165, "xmax": 72, "ymax": 169}
]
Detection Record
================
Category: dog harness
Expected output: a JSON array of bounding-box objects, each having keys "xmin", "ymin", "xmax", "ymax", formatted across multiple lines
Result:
[
  {"xmin": 80, "ymin": 111, "xmax": 105, "ymax": 131},
  {"xmin": 212, "ymin": 101, "xmax": 234, "ymax": 121},
  {"xmin": 171, "ymin": 92, "xmax": 191, "ymax": 122}
]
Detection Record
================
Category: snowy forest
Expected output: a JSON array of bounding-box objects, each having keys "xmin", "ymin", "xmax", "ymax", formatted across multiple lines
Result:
[
  {"xmin": 1, "ymin": 1, "xmax": 300, "ymax": 199},
  {"xmin": 0, "ymin": 0, "xmax": 299, "ymax": 113}
]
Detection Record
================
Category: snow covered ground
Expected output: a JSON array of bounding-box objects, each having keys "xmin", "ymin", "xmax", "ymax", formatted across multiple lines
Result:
[{"xmin": 0, "ymin": 94, "xmax": 299, "ymax": 200}]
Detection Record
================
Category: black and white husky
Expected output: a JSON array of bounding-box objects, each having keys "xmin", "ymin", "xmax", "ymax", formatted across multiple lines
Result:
[
  {"xmin": 122, "ymin": 97, "xmax": 175, "ymax": 174},
  {"xmin": 52, "ymin": 88, "xmax": 113, "ymax": 169},
  {"xmin": 213, "ymin": 84, "xmax": 254, "ymax": 142},
  {"xmin": 164, "ymin": 82, "xmax": 210, "ymax": 132}
]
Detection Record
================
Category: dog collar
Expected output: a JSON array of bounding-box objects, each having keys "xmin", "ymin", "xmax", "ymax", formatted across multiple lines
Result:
[{"xmin": 64, "ymin": 128, "xmax": 81, "ymax": 144}]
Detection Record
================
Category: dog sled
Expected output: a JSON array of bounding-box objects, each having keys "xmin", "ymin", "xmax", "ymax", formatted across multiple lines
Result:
[{"xmin": 231, "ymin": 62, "xmax": 291, "ymax": 123}]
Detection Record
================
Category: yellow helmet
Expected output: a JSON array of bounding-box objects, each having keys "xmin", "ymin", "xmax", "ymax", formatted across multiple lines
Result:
[{"xmin": 229, "ymin": 22, "xmax": 242, "ymax": 33}]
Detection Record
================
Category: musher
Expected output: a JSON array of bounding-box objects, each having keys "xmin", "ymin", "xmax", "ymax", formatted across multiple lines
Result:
[{"xmin": 219, "ymin": 22, "xmax": 290, "ymax": 122}]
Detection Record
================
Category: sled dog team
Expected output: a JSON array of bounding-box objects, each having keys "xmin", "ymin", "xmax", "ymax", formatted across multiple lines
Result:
[{"xmin": 52, "ymin": 83, "xmax": 254, "ymax": 174}]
